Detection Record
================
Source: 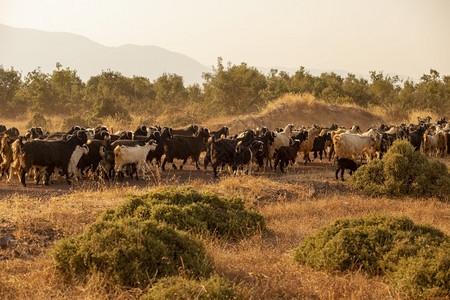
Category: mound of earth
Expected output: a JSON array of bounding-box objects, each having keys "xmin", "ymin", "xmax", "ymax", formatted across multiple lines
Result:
[{"xmin": 205, "ymin": 94, "xmax": 385, "ymax": 134}]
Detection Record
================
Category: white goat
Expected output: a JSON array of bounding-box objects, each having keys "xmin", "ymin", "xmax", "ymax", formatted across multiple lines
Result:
[
  {"xmin": 68, "ymin": 145, "xmax": 89, "ymax": 179},
  {"xmin": 268, "ymin": 124, "xmax": 294, "ymax": 161},
  {"xmin": 114, "ymin": 141, "xmax": 157, "ymax": 180}
]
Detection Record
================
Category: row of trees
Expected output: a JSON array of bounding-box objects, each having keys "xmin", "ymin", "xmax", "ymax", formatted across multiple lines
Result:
[{"xmin": 1, "ymin": 58, "xmax": 448, "ymax": 123}]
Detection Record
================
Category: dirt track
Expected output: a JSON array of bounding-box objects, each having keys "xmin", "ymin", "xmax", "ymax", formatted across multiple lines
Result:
[{"xmin": 0, "ymin": 159, "xmax": 337, "ymax": 199}]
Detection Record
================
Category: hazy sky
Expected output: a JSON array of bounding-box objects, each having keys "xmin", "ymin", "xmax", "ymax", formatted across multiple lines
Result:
[{"xmin": 1, "ymin": 0, "xmax": 449, "ymax": 78}]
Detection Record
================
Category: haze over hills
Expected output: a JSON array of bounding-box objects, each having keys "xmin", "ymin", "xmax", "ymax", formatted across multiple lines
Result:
[
  {"xmin": 0, "ymin": 24, "xmax": 417, "ymax": 85},
  {"xmin": 0, "ymin": 24, "xmax": 209, "ymax": 85}
]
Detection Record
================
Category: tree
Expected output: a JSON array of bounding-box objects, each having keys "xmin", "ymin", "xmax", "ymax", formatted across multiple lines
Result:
[
  {"xmin": 315, "ymin": 72, "xmax": 344, "ymax": 102},
  {"xmin": 202, "ymin": 57, "xmax": 267, "ymax": 114},
  {"xmin": 368, "ymin": 71, "xmax": 401, "ymax": 106},
  {"xmin": 415, "ymin": 69, "xmax": 448, "ymax": 112},
  {"xmin": 287, "ymin": 66, "xmax": 315, "ymax": 94},
  {"xmin": 129, "ymin": 76, "xmax": 155, "ymax": 112},
  {"xmin": 260, "ymin": 69, "xmax": 290, "ymax": 102},
  {"xmin": 50, "ymin": 63, "xmax": 84, "ymax": 113},
  {"xmin": 85, "ymin": 70, "xmax": 133, "ymax": 120},
  {"xmin": 342, "ymin": 74, "xmax": 372, "ymax": 107},
  {"xmin": 17, "ymin": 68, "xmax": 57, "ymax": 114},
  {"xmin": 152, "ymin": 73, "xmax": 187, "ymax": 113},
  {"xmin": 0, "ymin": 66, "xmax": 22, "ymax": 117}
]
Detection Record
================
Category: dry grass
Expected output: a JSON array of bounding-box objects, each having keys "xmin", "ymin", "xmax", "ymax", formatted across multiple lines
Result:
[
  {"xmin": 1, "ymin": 168, "xmax": 449, "ymax": 299},
  {"xmin": 0, "ymin": 94, "xmax": 448, "ymax": 299},
  {"xmin": 2, "ymin": 93, "xmax": 443, "ymax": 136},
  {"xmin": 201, "ymin": 94, "xmax": 386, "ymax": 134}
]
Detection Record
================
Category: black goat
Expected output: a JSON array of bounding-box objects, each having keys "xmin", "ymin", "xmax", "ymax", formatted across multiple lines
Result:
[
  {"xmin": 274, "ymin": 140, "xmax": 301, "ymax": 173},
  {"xmin": 171, "ymin": 124, "xmax": 199, "ymax": 136},
  {"xmin": 335, "ymin": 158, "xmax": 362, "ymax": 181},
  {"xmin": 147, "ymin": 127, "xmax": 173, "ymax": 166},
  {"xmin": 134, "ymin": 125, "xmax": 148, "ymax": 137},
  {"xmin": 77, "ymin": 139, "xmax": 113, "ymax": 176},
  {"xmin": 209, "ymin": 137, "xmax": 237, "ymax": 177},
  {"xmin": 233, "ymin": 140, "xmax": 264, "ymax": 175},
  {"xmin": 312, "ymin": 133, "xmax": 332, "ymax": 161},
  {"xmin": 210, "ymin": 126, "xmax": 230, "ymax": 139},
  {"xmin": 408, "ymin": 126, "xmax": 425, "ymax": 151},
  {"xmin": 17, "ymin": 131, "xmax": 88, "ymax": 186},
  {"xmin": 162, "ymin": 128, "xmax": 209, "ymax": 170}
]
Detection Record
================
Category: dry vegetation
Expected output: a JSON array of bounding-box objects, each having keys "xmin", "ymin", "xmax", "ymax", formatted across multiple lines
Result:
[
  {"xmin": 3, "ymin": 93, "xmax": 438, "ymax": 135},
  {"xmin": 1, "ymin": 94, "xmax": 449, "ymax": 299},
  {"xmin": 1, "ymin": 170, "xmax": 449, "ymax": 299}
]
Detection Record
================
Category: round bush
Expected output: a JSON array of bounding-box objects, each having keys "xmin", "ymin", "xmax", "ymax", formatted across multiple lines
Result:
[
  {"xmin": 102, "ymin": 186, "xmax": 266, "ymax": 239},
  {"xmin": 52, "ymin": 218, "xmax": 213, "ymax": 288},
  {"xmin": 351, "ymin": 140, "xmax": 450, "ymax": 199},
  {"xmin": 292, "ymin": 215, "xmax": 449, "ymax": 297},
  {"xmin": 143, "ymin": 275, "xmax": 236, "ymax": 300}
]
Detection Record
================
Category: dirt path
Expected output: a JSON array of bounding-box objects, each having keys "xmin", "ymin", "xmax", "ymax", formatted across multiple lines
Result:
[{"xmin": 0, "ymin": 160, "xmax": 336, "ymax": 199}]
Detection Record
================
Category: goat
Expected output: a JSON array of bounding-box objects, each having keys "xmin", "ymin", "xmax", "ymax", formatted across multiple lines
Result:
[
  {"xmin": 0, "ymin": 135, "xmax": 13, "ymax": 181},
  {"xmin": 68, "ymin": 145, "xmax": 89, "ymax": 180},
  {"xmin": 268, "ymin": 124, "xmax": 294, "ymax": 166},
  {"xmin": 16, "ymin": 131, "xmax": 88, "ymax": 186},
  {"xmin": 162, "ymin": 128, "xmax": 210, "ymax": 171},
  {"xmin": 210, "ymin": 126, "xmax": 230, "ymax": 139},
  {"xmin": 274, "ymin": 139, "xmax": 302, "ymax": 173},
  {"xmin": 335, "ymin": 157, "xmax": 362, "ymax": 181},
  {"xmin": 171, "ymin": 124, "xmax": 199, "ymax": 136},
  {"xmin": 233, "ymin": 140, "xmax": 264, "ymax": 175},
  {"xmin": 114, "ymin": 141, "xmax": 157, "ymax": 180},
  {"xmin": 299, "ymin": 125, "xmax": 322, "ymax": 164}
]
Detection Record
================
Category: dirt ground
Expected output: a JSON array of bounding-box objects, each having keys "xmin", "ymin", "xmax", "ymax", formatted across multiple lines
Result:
[{"xmin": 0, "ymin": 157, "xmax": 337, "ymax": 199}]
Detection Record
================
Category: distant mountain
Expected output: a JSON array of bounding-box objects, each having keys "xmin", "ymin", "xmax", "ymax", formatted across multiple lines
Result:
[{"xmin": 0, "ymin": 24, "xmax": 209, "ymax": 85}]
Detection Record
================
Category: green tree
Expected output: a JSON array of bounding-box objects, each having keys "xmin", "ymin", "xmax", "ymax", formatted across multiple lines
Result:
[
  {"xmin": 50, "ymin": 63, "xmax": 84, "ymax": 113},
  {"xmin": 260, "ymin": 69, "xmax": 290, "ymax": 102},
  {"xmin": 342, "ymin": 74, "xmax": 372, "ymax": 107},
  {"xmin": 202, "ymin": 57, "xmax": 267, "ymax": 114},
  {"xmin": 415, "ymin": 69, "xmax": 448, "ymax": 112},
  {"xmin": 287, "ymin": 66, "xmax": 315, "ymax": 94},
  {"xmin": 17, "ymin": 68, "xmax": 57, "ymax": 114},
  {"xmin": 397, "ymin": 79, "xmax": 417, "ymax": 110},
  {"xmin": 85, "ymin": 70, "xmax": 133, "ymax": 120},
  {"xmin": 129, "ymin": 75, "xmax": 155, "ymax": 112},
  {"xmin": 368, "ymin": 71, "xmax": 401, "ymax": 106},
  {"xmin": 315, "ymin": 72, "xmax": 344, "ymax": 102},
  {"xmin": 152, "ymin": 73, "xmax": 187, "ymax": 113},
  {"xmin": 0, "ymin": 66, "xmax": 23, "ymax": 117}
]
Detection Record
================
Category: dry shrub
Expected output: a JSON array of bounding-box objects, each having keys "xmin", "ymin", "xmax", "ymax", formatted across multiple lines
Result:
[
  {"xmin": 61, "ymin": 114, "xmax": 90, "ymax": 130},
  {"xmin": 52, "ymin": 217, "xmax": 213, "ymax": 288},
  {"xmin": 351, "ymin": 140, "xmax": 450, "ymax": 200},
  {"xmin": 26, "ymin": 112, "xmax": 52, "ymax": 131},
  {"xmin": 292, "ymin": 215, "xmax": 450, "ymax": 298},
  {"xmin": 143, "ymin": 275, "xmax": 237, "ymax": 300}
]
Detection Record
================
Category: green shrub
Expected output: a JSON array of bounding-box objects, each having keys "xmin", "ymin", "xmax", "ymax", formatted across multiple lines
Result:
[
  {"xmin": 351, "ymin": 140, "xmax": 450, "ymax": 199},
  {"xmin": 52, "ymin": 218, "xmax": 213, "ymax": 288},
  {"xmin": 292, "ymin": 215, "xmax": 450, "ymax": 298},
  {"xmin": 389, "ymin": 240, "xmax": 450, "ymax": 298},
  {"xmin": 142, "ymin": 275, "xmax": 237, "ymax": 300},
  {"xmin": 102, "ymin": 186, "xmax": 266, "ymax": 239}
]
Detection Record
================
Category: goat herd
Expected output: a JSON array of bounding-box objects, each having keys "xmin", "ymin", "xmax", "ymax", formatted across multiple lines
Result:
[{"xmin": 0, "ymin": 116, "xmax": 449, "ymax": 187}]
